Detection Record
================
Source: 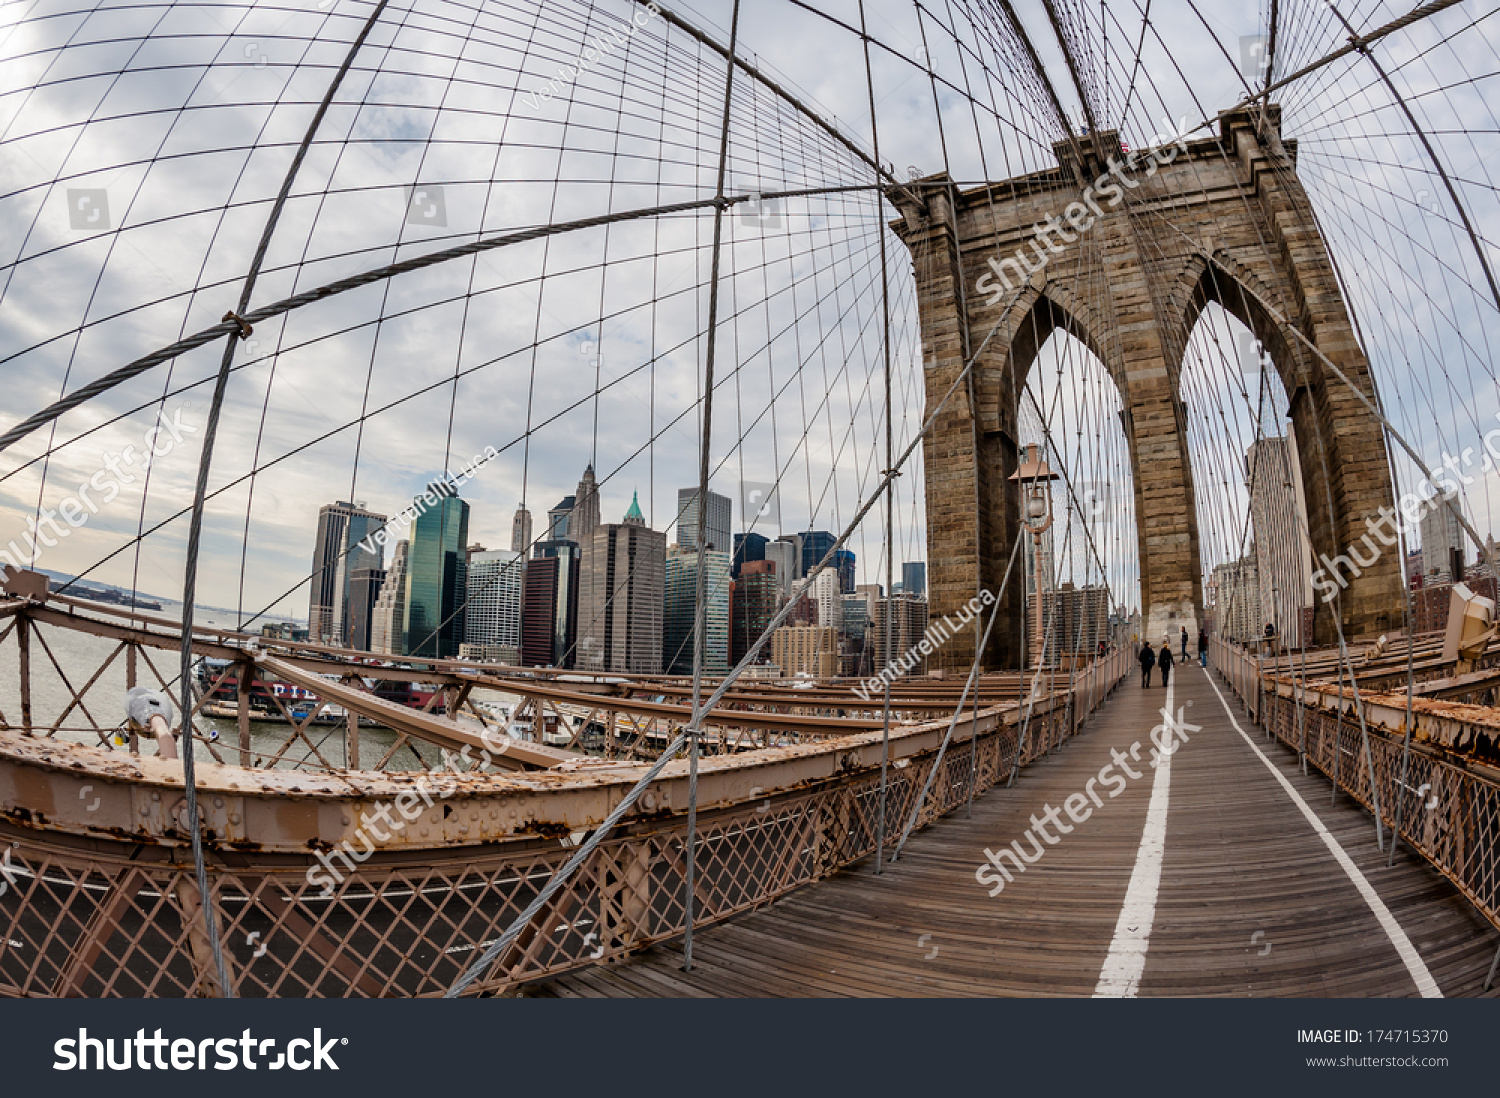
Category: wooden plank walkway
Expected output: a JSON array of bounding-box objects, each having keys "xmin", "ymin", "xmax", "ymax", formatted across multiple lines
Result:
[{"xmin": 531, "ymin": 663, "xmax": 1500, "ymax": 997}]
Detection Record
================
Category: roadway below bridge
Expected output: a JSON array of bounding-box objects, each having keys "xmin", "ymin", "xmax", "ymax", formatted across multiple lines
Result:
[{"xmin": 533, "ymin": 662, "xmax": 1500, "ymax": 997}]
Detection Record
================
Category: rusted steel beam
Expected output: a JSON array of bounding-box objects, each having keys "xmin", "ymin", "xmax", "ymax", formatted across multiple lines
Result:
[
  {"xmin": 342, "ymin": 672, "xmax": 362, "ymax": 770},
  {"xmin": 0, "ymin": 694, "xmax": 1026, "ymax": 855},
  {"xmin": 236, "ymin": 661, "xmax": 253, "ymax": 768},
  {"xmin": 260, "ymin": 690, "xmax": 336, "ymax": 770},
  {"xmin": 48, "ymin": 640, "xmax": 127, "ymax": 737},
  {"xmin": 255, "ymin": 655, "xmax": 582, "ymax": 771},
  {"xmin": 31, "ymin": 603, "xmax": 246, "ymax": 662},
  {"xmin": 51, "ymin": 867, "xmax": 151, "ymax": 997},
  {"xmin": 1262, "ymin": 665, "xmax": 1500, "ymax": 764},
  {"xmin": 475, "ymin": 675, "xmax": 890, "ymax": 734}
]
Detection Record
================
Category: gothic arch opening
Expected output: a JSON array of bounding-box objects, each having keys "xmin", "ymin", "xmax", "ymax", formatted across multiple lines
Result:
[
  {"xmin": 1176, "ymin": 260, "xmax": 1401, "ymax": 643},
  {"xmin": 1178, "ymin": 299, "xmax": 1314, "ymax": 646},
  {"xmin": 963, "ymin": 291, "xmax": 1142, "ymax": 669},
  {"xmin": 1016, "ymin": 325, "xmax": 1140, "ymax": 659}
]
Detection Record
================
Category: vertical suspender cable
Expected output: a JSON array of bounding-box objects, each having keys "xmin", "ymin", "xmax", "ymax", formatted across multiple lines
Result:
[
  {"xmin": 859, "ymin": 0, "xmax": 896, "ymax": 876},
  {"xmin": 683, "ymin": 0, "xmax": 741, "ymax": 972},
  {"xmin": 174, "ymin": 0, "xmax": 391, "ymax": 998}
]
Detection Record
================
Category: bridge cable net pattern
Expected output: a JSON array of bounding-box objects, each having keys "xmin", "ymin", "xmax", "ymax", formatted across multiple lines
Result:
[{"xmin": 0, "ymin": 0, "xmax": 1497, "ymax": 994}]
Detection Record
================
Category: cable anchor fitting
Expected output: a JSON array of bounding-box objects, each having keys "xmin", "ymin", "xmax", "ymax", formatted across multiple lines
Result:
[{"xmin": 221, "ymin": 311, "xmax": 254, "ymax": 340}]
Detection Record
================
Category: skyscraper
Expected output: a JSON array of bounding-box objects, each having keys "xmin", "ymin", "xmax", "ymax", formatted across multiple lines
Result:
[
  {"xmin": 370, "ymin": 540, "xmax": 408, "ymax": 656},
  {"xmin": 799, "ymin": 530, "xmax": 836, "ymax": 577},
  {"xmin": 732, "ymin": 531, "xmax": 768, "ymax": 579},
  {"xmin": 810, "ymin": 568, "xmax": 842, "ymax": 632},
  {"xmin": 765, "ymin": 539, "xmax": 797, "ymax": 599},
  {"xmin": 522, "ymin": 541, "xmax": 581, "ymax": 667},
  {"xmin": 402, "ymin": 481, "xmax": 470, "ymax": 659},
  {"xmin": 1210, "ymin": 555, "xmax": 1260, "ymax": 642},
  {"xmin": 512, "ymin": 506, "xmax": 533, "ymax": 554},
  {"xmin": 840, "ymin": 591, "xmax": 871, "ymax": 676},
  {"xmin": 678, "ymin": 486, "xmax": 732, "ymax": 552},
  {"xmin": 346, "ymin": 566, "xmax": 386, "ymax": 652},
  {"xmin": 771, "ymin": 625, "xmax": 838, "ymax": 677},
  {"xmin": 1247, "ymin": 436, "xmax": 1313, "ymax": 645},
  {"xmin": 731, "ymin": 560, "xmax": 779, "ymax": 665},
  {"xmin": 1050, "ymin": 582, "xmax": 1110, "ymax": 656},
  {"xmin": 1420, "ymin": 499, "xmax": 1466, "ymax": 584},
  {"xmin": 465, "ymin": 549, "xmax": 524, "ymax": 658},
  {"xmin": 872, "ymin": 595, "xmax": 929, "ymax": 674},
  {"xmin": 546, "ymin": 495, "xmax": 575, "ymax": 543},
  {"xmin": 664, "ymin": 544, "xmax": 731, "ymax": 674},
  {"xmin": 309, "ymin": 500, "xmax": 387, "ymax": 645},
  {"xmin": 832, "ymin": 548, "xmax": 856, "ymax": 593},
  {"xmin": 572, "ymin": 464, "xmax": 601, "ymax": 543},
  {"xmin": 902, "ymin": 562, "xmax": 927, "ymax": 598},
  {"xmin": 576, "ymin": 491, "xmax": 665, "ymax": 673}
]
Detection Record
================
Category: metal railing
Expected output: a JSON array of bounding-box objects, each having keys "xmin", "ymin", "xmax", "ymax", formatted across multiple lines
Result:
[
  {"xmin": 0, "ymin": 617, "xmax": 1130, "ymax": 996},
  {"xmin": 1209, "ymin": 635, "xmax": 1500, "ymax": 937}
]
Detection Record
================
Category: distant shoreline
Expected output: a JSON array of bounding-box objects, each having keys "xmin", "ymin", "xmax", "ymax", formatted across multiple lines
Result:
[{"xmin": 35, "ymin": 569, "xmax": 305, "ymax": 629}]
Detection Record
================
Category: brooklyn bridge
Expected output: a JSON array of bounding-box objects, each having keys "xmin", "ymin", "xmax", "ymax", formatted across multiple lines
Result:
[{"xmin": 1, "ymin": 0, "xmax": 1498, "ymax": 999}]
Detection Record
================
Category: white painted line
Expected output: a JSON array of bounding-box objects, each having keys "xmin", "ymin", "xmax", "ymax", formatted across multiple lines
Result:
[
  {"xmin": 1094, "ymin": 676, "xmax": 1173, "ymax": 997},
  {"xmin": 1201, "ymin": 667, "xmax": 1442, "ymax": 998}
]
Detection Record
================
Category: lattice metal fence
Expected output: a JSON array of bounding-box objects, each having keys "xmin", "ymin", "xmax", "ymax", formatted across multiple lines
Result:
[
  {"xmin": 1212, "ymin": 639, "xmax": 1500, "ymax": 936},
  {"xmin": 0, "ymin": 651, "xmax": 1129, "ymax": 997}
]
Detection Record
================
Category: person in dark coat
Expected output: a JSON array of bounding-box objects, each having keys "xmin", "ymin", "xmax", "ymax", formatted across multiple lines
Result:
[
  {"xmin": 1157, "ymin": 640, "xmax": 1174, "ymax": 687},
  {"xmin": 1138, "ymin": 642, "xmax": 1155, "ymax": 687},
  {"xmin": 1198, "ymin": 628, "xmax": 1209, "ymax": 667},
  {"xmin": 1180, "ymin": 626, "xmax": 1189, "ymax": 660}
]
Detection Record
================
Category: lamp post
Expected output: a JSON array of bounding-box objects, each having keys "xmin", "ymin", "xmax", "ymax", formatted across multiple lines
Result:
[{"xmin": 1010, "ymin": 443, "xmax": 1059, "ymax": 670}]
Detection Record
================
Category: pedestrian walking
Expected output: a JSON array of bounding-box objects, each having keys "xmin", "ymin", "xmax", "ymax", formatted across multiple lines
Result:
[
  {"xmin": 1157, "ymin": 639, "xmax": 1174, "ymax": 687},
  {"xmin": 1197, "ymin": 628, "xmax": 1209, "ymax": 668},
  {"xmin": 1180, "ymin": 626, "xmax": 1189, "ymax": 660},
  {"xmin": 1138, "ymin": 641, "xmax": 1155, "ymax": 687}
]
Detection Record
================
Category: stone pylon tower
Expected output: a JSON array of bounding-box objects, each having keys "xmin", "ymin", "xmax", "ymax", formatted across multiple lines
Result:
[{"xmin": 890, "ymin": 106, "xmax": 1400, "ymax": 671}]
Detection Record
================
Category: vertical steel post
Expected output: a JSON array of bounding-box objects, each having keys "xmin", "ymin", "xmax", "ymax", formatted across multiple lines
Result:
[
  {"xmin": 344, "ymin": 673, "xmax": 361, "ymax": 770},
  {"xmin": 236, "ymin": 661, "xmax": 253, "ymax": 769},
  {"xmin": 126, "ymin": 642, "xmax": 139, "ymax": 753},
  {"xmin": 683, "ymin": 0, "xmax": 741, "ymax": 971},
  {"xmin": 17, "ymin": 614, "xmax": 30, "ymax": 732}
]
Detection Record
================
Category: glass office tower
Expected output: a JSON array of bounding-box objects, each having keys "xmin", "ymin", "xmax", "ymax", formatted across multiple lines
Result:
[{"xmin": 402, "ymin": 481, "xmax": 470, "ymax": 659}]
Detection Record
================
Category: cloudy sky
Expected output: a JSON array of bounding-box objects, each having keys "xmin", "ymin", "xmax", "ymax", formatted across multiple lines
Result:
[{"xmin": 1, "ymin": 0, "xmax": 1496, "ymax": 624}]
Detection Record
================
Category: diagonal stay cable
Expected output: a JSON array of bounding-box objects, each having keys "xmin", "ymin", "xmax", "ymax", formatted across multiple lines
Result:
[{"xmin": 443, "ymin": 284, "xmax": 1033, "ymax": 997}]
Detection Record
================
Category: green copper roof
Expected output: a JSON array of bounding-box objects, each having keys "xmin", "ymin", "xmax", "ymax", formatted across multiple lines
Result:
[{"xmin": 624, "ymin": 490, "xmax": 643, "ymax": 522}]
